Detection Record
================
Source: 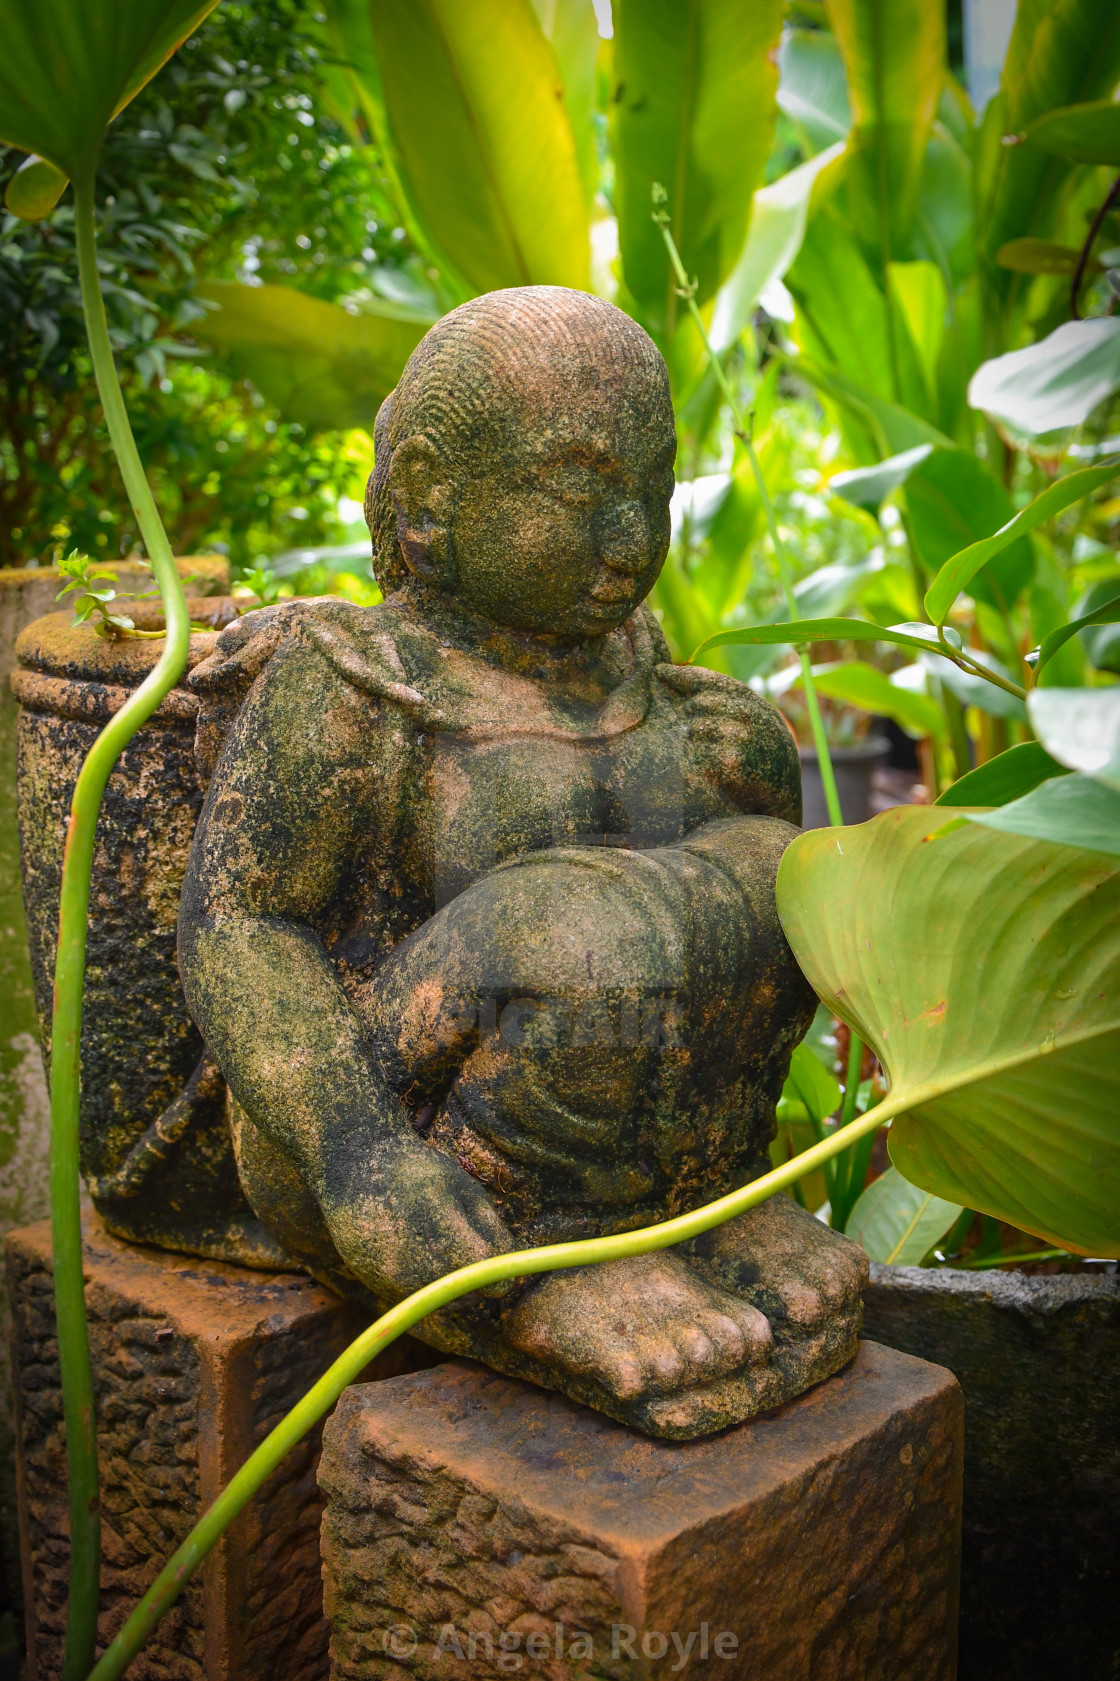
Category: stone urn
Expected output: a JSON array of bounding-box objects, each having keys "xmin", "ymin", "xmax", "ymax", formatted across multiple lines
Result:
[
  {"xmin": 12, "ymin": 594, "xmax": 286, "ymax": 1267},
  {"xmin": 863, "ymin": 1261, "xmax": 1120, "ymax": 1680}
]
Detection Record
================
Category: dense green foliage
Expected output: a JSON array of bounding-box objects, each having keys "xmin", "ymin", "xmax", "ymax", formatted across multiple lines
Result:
[{"xmin": 0, "ymin": 0, "xmax": 398, "ymax": 567}]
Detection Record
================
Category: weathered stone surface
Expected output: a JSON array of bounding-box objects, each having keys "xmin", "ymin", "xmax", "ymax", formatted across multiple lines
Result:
[
  {"xmin": 9, "ymin": 1209, "xmax": 436, "ymax": 1681},
  {"xmin": 178, "ymin": 287, "xmax": 867, "ymax": 1437},
  {"xmin": 13, "ymin": 591, "xmax": 285, "ymax": 1268},
  {"xmin": 863, "ymin": 1261, "xmax": 1120, "ymax": 1681},
  {"xmin": 320, "ymin": 1343, "xmax": 962, "ymax": 1680},
  {"xmin": 0, "ymin": 558, "xmax": 227, "ymax": 1625}
]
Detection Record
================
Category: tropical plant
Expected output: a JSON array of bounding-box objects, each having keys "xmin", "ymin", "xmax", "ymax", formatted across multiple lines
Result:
[{"xmin": 3, "ymin": 3, "xmax": 1120, "ymax": 1677}]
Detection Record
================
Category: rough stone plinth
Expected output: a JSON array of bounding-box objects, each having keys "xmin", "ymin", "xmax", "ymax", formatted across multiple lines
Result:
[
  {"xmin": 8, "ymin": 1211, "xmax": 434, "ymax": 1681},
  {"xmin": 864, "ymin": 1261, "xmax": 1120, "ymax": 1680},
  {"xmin": 319, "ymin": 1343, "xmax": 962, "ymax": 1681}
]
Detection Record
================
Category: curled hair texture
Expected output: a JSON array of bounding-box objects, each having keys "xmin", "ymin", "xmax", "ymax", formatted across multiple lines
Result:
[{"xmin": 365, "ymin": 286, "xmax": 669, "ymax": 593}]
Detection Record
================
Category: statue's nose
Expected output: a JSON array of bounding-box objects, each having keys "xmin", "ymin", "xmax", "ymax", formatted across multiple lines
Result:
[{"xmin": 596, "ymin": 500, "xmax": 649, "ymax": 574}]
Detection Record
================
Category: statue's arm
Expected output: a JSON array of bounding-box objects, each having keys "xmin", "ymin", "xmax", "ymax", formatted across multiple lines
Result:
[
  {"xmin": 655, "ymin": 662, "xmax": 802, "ymax": 824},
  {"xmin": 178, "ymin": 636, "xmax": 514, "ymax": 1297}
]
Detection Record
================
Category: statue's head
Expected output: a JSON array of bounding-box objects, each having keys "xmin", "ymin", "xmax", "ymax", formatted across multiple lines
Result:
[{"xmin": 365, "ymin": 287, "xmax": 676, "ymax": 637}]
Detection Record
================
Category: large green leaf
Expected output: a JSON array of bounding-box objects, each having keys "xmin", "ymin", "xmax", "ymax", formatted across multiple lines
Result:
[
  {"xmin": 789, "ymin": 351, "xmax": 953, "ymax": 460},
  {"xmin": 1029, "ymin": 687, "xmax": 1120, "ymax": 791},
  {"xmin": 924, "ymin": 459, "xmax": 1120, "ymax": 624},
  {"xmin": 788, "ymin": 212, "xmax": 929, "ymax": 416},
  {"xmin": 710, "ymin": 143, "xmax": 845, "ymax": 353},
  {"xmin": 826, "ymin": 0, "xmax": 946, "ymax": 261},
  {"xmin": 776, "ymin": 806, "xmax": 1120, "ymax": 1256},
  {"xmin": 1017, "ymin": 98, "xmax": 1120, "ymax": 167},
  {"xmin": 0, "ymin": 0, "xmax": 219, "ymax": 181},
  {"xmin": 905, "ymin": 446, "xmax": 1034, "ymax": 610},
  {"xmin": 776, "ymin": 28, "xmax": 851, "ymax": 156},
  {"xmin": 965, "ymin": 774, "xmax": 1120, "ymax": 857},
  {"xmin": 354, "ymin": 0, "xmax": 589, "ymax": 294},
  {"xmin": 935, "ymin": 741, "xmax": 1069, "ymax": 808},
  {"xmin": 610, "ymin": 0, "xmax": 783, "ymax": 332},
  {"xmin": 845, "ymin": 1165, "xmax": 962, "ymax": 1264},
  {"xmin": 194, "ymin": 282, "xmax": 434, "ymax": 432},
  {"xmin": 968, "ymin": 320, "xmax": 1120, "ymax": 441},
  {"xmin": 977, "ymin": 0, "xmax": 1120, "ymax": 311},
  {"xmin": 530, "ymin": 0, "xmax": 600, "ymax": 204}
]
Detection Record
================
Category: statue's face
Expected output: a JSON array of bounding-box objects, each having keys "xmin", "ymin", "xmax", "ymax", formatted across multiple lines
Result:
[{"xmin": 448, "ymin": 374, "xmax": 676, "ymax": 638}]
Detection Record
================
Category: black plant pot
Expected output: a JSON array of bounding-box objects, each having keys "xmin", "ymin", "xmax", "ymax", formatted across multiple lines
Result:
[
  {"xmin": 863, "ymin": 1262, "xmax": 1120, "ymax": 1681},
  {"xmin": 798, "ymin": 735, "xmax": 889, "ymax": 827}
]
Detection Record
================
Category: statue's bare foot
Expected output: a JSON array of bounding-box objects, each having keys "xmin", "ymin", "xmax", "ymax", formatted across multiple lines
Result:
[
  {"xmin": 684, "ymin": 1191, "xmax": 868, "ymax": 1374},
  {"xmin": 501, "ymin": 1251, "xmax": 773, "ymax": 1403}
]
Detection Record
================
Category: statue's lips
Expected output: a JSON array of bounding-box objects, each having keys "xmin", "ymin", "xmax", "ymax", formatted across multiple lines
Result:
[{"xmin": 588, "ymin": 571, "xmax": 642, "ymax": 609}]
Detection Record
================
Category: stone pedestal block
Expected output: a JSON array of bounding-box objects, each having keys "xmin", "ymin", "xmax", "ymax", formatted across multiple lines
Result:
[
  {"xmin": 8, "ymin": 1212, "xmax": 433, "ymax": 1681},
  {"xmin": 320, "ymin": 1342, "xmax": 962, "ymax": 1681},
  {"xmin": 863, "ymin": 1262, "xmax": 1120, "ymax": 1680}
]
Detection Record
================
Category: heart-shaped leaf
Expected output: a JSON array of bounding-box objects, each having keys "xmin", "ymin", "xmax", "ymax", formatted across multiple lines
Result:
[
  {"xmin": 0, "ymin": 0, "xmax": 219, "ymax": 182},
  {"xmin": 776, "ymin": 806, "xmax": 1120, "ymax": 1256},
  {"xmin": 844, "ymin": 1165, "xmax": 962, "ymax": 1265}
]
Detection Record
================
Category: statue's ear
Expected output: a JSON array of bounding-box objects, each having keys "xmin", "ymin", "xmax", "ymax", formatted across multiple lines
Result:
[{"xmin": 388, "ymin": 434, "xmax": 455, "ymax": 586}]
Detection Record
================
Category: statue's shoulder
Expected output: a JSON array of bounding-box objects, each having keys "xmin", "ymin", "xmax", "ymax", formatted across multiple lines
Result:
[{"xmin": 188, "ymin": 596, "xmax": 439, "ymax": 784}]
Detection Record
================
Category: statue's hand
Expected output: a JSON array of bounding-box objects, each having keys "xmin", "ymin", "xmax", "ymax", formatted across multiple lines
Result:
[
  {"xmin": 320, "ymin": 1132, "xmax": 517, "ymax": 1301},
  {"xmin": 656, "ymin": 662, "xmax": 800, "ymax": 821},
  {"xmin": 501, "ymin": 1251, "xmax": 772, "ymax": 1402}
]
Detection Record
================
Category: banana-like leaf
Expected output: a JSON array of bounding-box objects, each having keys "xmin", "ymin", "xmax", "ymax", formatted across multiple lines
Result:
[
  {"xmin": 977, "ymin": 0, "xmax": 1120, "ymax": 308},
  {"xmin": 845, "ymin": 1165, "xmax": 962, "ymax": 1264},
  {"xmin": 935, "ymin": 741, "xmax": 1068, "ymax": 808},
  {"xmin": 0, "ymin": 0, "xmax": 219, "ymax": 181},
  {"xmin": 965, "ymin": 773, "xmax": 1120, "ymax": 858},
  {"xmin": 776, "ymin": 806, "xmax": 1120, "ymax": 1256},
  {"xmin": 611, "ymin": 0, "xmax": 783, "ymax": 332},
  {"xmin": 1029, "ymin": 687, "xmax": 1120, "ymax": 791},
  {"xmin": 1017, "ymin": 97, "xmax": 1120, "ymax": 167},
  {"xmin": 776, "ymin": 28, "xmax": 850, "ymax": 156},
  {"xmin": 194, "ymin": 281, "xmax": 434, "ymax": 432},
  {"xmin": 826, "ymin": 0, "xmax": 946, "ymax": 261},
  {"xmin": 969, "ymin": 320, "xmax": 1120, "ymax": 441},
  {"xmin": 789, "ymin": 352, "xmax": 953, "ymax": 460},
  {"xmin": 710, "ymin": 143, "xmax": 844, "ymax": 353},
  {"xmin": 530, "ymin": 0, "xmax": 600, "ymax": 204},
  {"xmin": 357, "ymin": 0, "xmax": 589, "ymax": 294},
  {"xmin": 924, "ymin": 459, "xmax": 1120, "ymax": 625}
]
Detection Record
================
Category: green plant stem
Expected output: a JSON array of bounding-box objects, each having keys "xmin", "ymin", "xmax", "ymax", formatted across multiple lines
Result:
[
  {"xmin": 57, "ymin": 175, "xmax": 191, "ymax": 1681},
  {"xmin": 87, "ymin": 1092, "xmax": 893, "ymax": 1681}
]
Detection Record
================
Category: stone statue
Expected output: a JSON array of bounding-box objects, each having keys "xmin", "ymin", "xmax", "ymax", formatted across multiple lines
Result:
[{"xmin": 179, "ymin": 287, "xmax": 866, "ymax": 1439}]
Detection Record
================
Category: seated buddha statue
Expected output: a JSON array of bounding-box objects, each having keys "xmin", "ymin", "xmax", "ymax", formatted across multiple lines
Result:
[{"xmin": 179, "ymin": 286, "xmax": 866, "ymax": 1439}]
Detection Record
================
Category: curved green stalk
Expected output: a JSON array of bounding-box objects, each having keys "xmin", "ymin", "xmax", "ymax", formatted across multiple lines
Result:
[
  {"xmin": 87, "ymin": 1096, "xmax": 889, "ymax": 1681},
  {"xmin": 57, "ymin": 174, "xmax": 191, "ymax": 1681}
]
